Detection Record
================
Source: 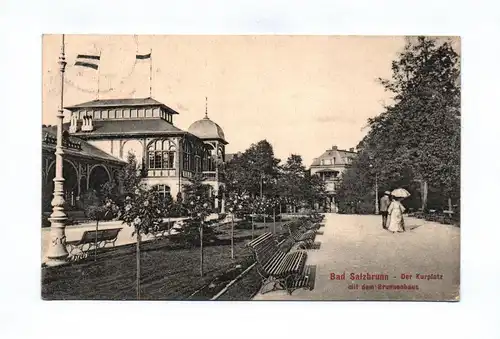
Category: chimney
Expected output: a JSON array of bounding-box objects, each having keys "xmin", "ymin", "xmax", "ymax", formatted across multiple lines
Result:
[
  {"xmin": 81, "ymin": 116, "xmax": 94, "ymax": 132},
  {"xmin": 331, "ymin": 145, "xmax": 338, "ymax": 151},
  {"xmin": 349, "ymin": 147, "xmax": 355, "ymax": 152},
  {"xmin": 69, "ymin": 113, "xmax": 79, "ymax": 133}
]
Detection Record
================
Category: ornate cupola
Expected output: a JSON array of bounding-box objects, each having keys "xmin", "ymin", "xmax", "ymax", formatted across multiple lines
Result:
[{"xmin": 187, "ymin": 97, "xmax": 227, "ymax": 145}]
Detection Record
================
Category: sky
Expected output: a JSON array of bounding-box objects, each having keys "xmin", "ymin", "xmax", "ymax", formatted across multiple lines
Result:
[{"xmin": 42, "ymin": 35, "xmax": 406, "ymax": 166}]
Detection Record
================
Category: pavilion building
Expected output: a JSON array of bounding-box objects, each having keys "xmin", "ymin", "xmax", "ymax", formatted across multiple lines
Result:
[
  {"xmin": 42, "ymin": 97, "xmax": 227, "ymax": 213},
  {"xmin": 310, "ymin": 145, "xmax": 356, "ymax": 212}
]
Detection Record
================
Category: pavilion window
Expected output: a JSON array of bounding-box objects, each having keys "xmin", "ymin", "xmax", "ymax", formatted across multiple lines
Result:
[
  {"xmin": 131, "ymin": 109, "xmax": 137, "ymax": 118},
  {"xmin": 116, "ymin": 109, "xmax": 123, "ymax": 119},
  {"xmin": 123, "ymin": 108, "xmax": 130, "ymax": 118},
  {"xmin": 155, "ymin": 184, "xmax": 171, "ymax": 200},
  {"xmin": 183, "ymin": 140, "xmax": 194, "ymax": 172},
  {"xmin": 95, "ymin": 110, "xmax": 101, "ymax": 119},
  {"xmin": 147, "ymin": 139, "xmax": 177, "ymax": 170},
  {"xmin": 202, "ymin": 153, "xmax": 208, "ymax": 172},
  {"xmin": 195, "ymin": 156, "xmax": 201, "ymax": 173}
]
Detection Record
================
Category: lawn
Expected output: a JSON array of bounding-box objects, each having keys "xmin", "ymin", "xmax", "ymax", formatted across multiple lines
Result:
[{"xmin": 41, "ymin": 220, "xmax": 290, "ymax": 300}]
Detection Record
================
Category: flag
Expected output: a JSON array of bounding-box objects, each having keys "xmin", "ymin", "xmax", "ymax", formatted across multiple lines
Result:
[
  {"xmin": 136, "ymin": 53, "xmax": 152, "ymax": 60},
  {"xmin": 75, "ymin": 54, "xmax": 100, "ymax": 70}
]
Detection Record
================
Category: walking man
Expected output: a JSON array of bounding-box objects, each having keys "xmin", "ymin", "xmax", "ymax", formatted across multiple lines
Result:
[{"xmin": 380, "ymin": 191, "xmax": 391, "ymax": 229}]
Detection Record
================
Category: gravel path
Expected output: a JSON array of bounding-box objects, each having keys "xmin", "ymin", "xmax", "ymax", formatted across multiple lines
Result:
[{"xmin": 253, "ymin": 213, "xmax": 460, "ymax": 301}]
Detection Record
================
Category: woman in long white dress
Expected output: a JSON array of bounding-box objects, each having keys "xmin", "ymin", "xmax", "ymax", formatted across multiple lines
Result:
[{"xmin": 387, "ymin": 197, "xmax": 406, "ymax": 233}]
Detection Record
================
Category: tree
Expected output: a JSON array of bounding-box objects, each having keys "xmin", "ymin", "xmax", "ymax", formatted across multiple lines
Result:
[
  {"xmin": 278, "ymin": 155, "xmax": 306, "ymax": 207},
  {"xmin": 118, "ymin": 151, "xmax": 145, "ymax": 198},
  {"xmin": 302, "ymin": 171, "xmax": 326, "ymax": 210},
  {"xmin": 82, "ymin": 188, "xmax": 119, "ymax": 260},
  {"xmin": 223, "ymin": 140, "xmax": 280, "ymax": 197},
  {"xmin": 180, "ymin": 174, "xmax": 215, "ymax": 276},
  {"xmin": 225, "ymin": 192, "xmax": 250, "ymax": 259},
  {"xmin": 120, "ymin": 186, "xmax": 164, "ymax": 299},
  {"xmin": 338, "ymin": 36, "xmax": 460, "ymax": 213}
]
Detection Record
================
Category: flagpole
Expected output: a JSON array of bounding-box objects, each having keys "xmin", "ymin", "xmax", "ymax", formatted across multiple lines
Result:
[
  {"xmin": 97, "ymin": 50, "xmax": 102, "ymax": 99},
  {"xmin": 149, "ymin": 48, "xmax": 152, "ymax": 97}
]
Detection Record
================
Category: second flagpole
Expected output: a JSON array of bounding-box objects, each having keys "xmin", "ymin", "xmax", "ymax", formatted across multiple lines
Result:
[{"xmin": 149, "ymin": 48, "xmax": 152, "ymax": 97}]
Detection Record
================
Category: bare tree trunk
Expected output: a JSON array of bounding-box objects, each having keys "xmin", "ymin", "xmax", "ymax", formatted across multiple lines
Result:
[
  {"xmin": 421, "ymin": 180, "xmax": 428, "ymax": 211},
  {"xmin": 94, "ymin": 218, "xmax": 99, "ymax": 261},
  {"xmin": 251, "ymin": 214, "xmax": 254, "ymax": 240},
  {"xmin": 264, "ymin": 214, "xmax": 267, "ymax": 232},
  {"xmin": 273, "ymin": 209, "xmax": 276, "ymax": 234},
  {"xmin": 199, "ymin": 222, "xmax": 204, "ymax": 276},
  {"xmin": 230, "ymin": 215, "xmax": 234, "ymax": 259},
  {"xmin": 136, "ymin": 232, "xmax": 141, "ymax": 300},
  {"xmin": 448, "ymin": 197, "xmax": 452, "ymax": 212}
]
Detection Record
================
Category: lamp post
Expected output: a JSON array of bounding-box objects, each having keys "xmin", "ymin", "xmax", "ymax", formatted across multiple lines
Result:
[{"xmin": 46, "ymin": 34, "xmax": 69, "ymax": 266}]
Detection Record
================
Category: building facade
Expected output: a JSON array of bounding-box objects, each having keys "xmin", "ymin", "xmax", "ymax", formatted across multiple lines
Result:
[
  {"xmin": 42, "ymin": 97, "xmax": 227, "ymax": 212},
  {"xmin": 310, "ymin": 145, "xmax": 356, "ymax": 212}
]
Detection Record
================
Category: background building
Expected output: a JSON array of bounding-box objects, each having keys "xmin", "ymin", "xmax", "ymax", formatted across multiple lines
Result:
[
  {"xmin": 310, "ymin": 145, "xmax": 356, "ymax": 212},
  {"xmin": 42, "ymin": 97, "xmax": 227, "ymax": 213}
]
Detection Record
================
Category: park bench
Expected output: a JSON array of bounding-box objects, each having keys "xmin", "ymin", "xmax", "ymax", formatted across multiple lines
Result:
[
  {"xmin": 247, "ymin": 232, "xmax": 314, "ymax": 295},
  {"xmin": 151, "ymin": 220, "xmax": 176, "ymax": 238},
  {"xmin": 284, "ymin": 221, "xmax": 317, "ymax": 249},
  {"xmin": 65, "ymin": 228, "xmax": 122, "ymax": 260}
]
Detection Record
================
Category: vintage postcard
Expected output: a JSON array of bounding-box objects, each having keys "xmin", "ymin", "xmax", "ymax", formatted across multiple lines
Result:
[{"xmin": 41, "ymin": 35, "xmax": 460, "ymax": 301}]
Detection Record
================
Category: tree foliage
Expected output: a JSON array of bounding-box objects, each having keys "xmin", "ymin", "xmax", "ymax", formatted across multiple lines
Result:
[
  {"xmin": 172, "ymin": 174, "xmax": 217, "ymax": 245},
  {"xmin": 223, "ymin": 143, "xmax": 326, "ymax": 210},
  {"xmin": 222, "ymin": 140, "xmax": 280, "ymax": 196},
  {"xmin": 338, "ymin": 37, "xmax": 460, "ymax": 213}
]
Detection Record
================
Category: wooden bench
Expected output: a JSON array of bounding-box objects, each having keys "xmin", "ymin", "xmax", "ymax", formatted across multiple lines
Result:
[
  {"xmin": 66, "ymin": 228, "xmax": 122, "ymax": 260},
  {"xmin": 248, "ymin": 232, "xmax": 310, "ymax": 295},
  {"xmin": 151, "ymin": 220, "xmax": 176, "ymax": 238},
  {"xmin": 284, "ymin": 221, "xmax": 317, "ymax": 249}
]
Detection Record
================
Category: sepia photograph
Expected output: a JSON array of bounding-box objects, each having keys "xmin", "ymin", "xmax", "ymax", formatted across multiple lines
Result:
[{"xmin": 41, "ymin": 34, "xmax": 460, "ymax": 301}]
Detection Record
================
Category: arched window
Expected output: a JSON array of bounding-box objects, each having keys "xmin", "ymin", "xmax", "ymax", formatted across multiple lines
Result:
[
  {"xmin": 155, "ymin": 184, "xmax": 171, "ymax": 200},
  {"xmin": 148, "ymin": 139, "xmax": 176, "ymax": 169}
]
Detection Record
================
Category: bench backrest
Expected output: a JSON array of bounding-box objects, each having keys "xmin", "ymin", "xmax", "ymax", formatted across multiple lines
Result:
[
  {"xmin": 284, "ymin": 222, "xmax": 303, "ymax": 237},
  {"xmin": 247, "ymin": 232, "xmax": 281, "ymax": 267},
  {"xmin": 156, "ymin": 220, "xmax": 175, "ymax": 232},
  {"xmin": 79, "ymin": 228, "xmax": 121, "ymax": 244}
]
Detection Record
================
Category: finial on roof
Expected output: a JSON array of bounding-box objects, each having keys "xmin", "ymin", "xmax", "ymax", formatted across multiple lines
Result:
[{"xmin": 204, "ymin": 96, "xmax": 209, "ymax": 119}]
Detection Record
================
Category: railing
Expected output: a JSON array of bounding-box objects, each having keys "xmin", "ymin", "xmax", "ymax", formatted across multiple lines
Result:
[
  {"xmin": 203, "ymin": 171, "xmax": 217, "ymax": 180},
  {"xmin": 147, "ymin": 169, "xmax": 176, "ymax": 177},
  {"xmin": 43, "ymin": 133, "xmax": 82, "ymax": 151}
]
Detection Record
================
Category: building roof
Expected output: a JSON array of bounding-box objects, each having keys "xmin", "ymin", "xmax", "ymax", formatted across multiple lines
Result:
[
  {"xmin": 188, "ymin": 116, "xmax": 227, "ymax": 144},
  {"xmin": 310, "ymin": 146, "xmax": 356, "ymax": 167},
  {"xmin": 68, "ymin": 118, "xmax": 186, "ymax": 137},
  {"xmin": 64, "ymin": 97, "xmax": 179, "ymax": 114},
  {"xmin": 42, "ymin": 127, "xmax": 125, "ymax": 164}
]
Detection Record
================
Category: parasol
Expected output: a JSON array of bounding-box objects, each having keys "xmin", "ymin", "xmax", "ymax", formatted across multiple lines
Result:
[{"xmin": 391, "ymin": 188, "xmax": 411, "ymax": 199}]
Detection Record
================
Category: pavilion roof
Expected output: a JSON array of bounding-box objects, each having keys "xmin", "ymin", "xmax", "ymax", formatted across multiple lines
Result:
[
  {"xmin": 64, "ymin": 97, "xmax": 179, "ymax": 115},
  {"xmin": 42, "ymin": 127, "xmax": 125, "ymax": 164},
  {"xmin": 67, "ymin": 118, "xmax": 187, "ymax": 137}
]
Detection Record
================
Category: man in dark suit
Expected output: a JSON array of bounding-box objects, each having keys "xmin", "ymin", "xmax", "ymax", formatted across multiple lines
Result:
[{"xmin": 380, "ymin": 191, "xmax": 391, "ymax": 229}]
